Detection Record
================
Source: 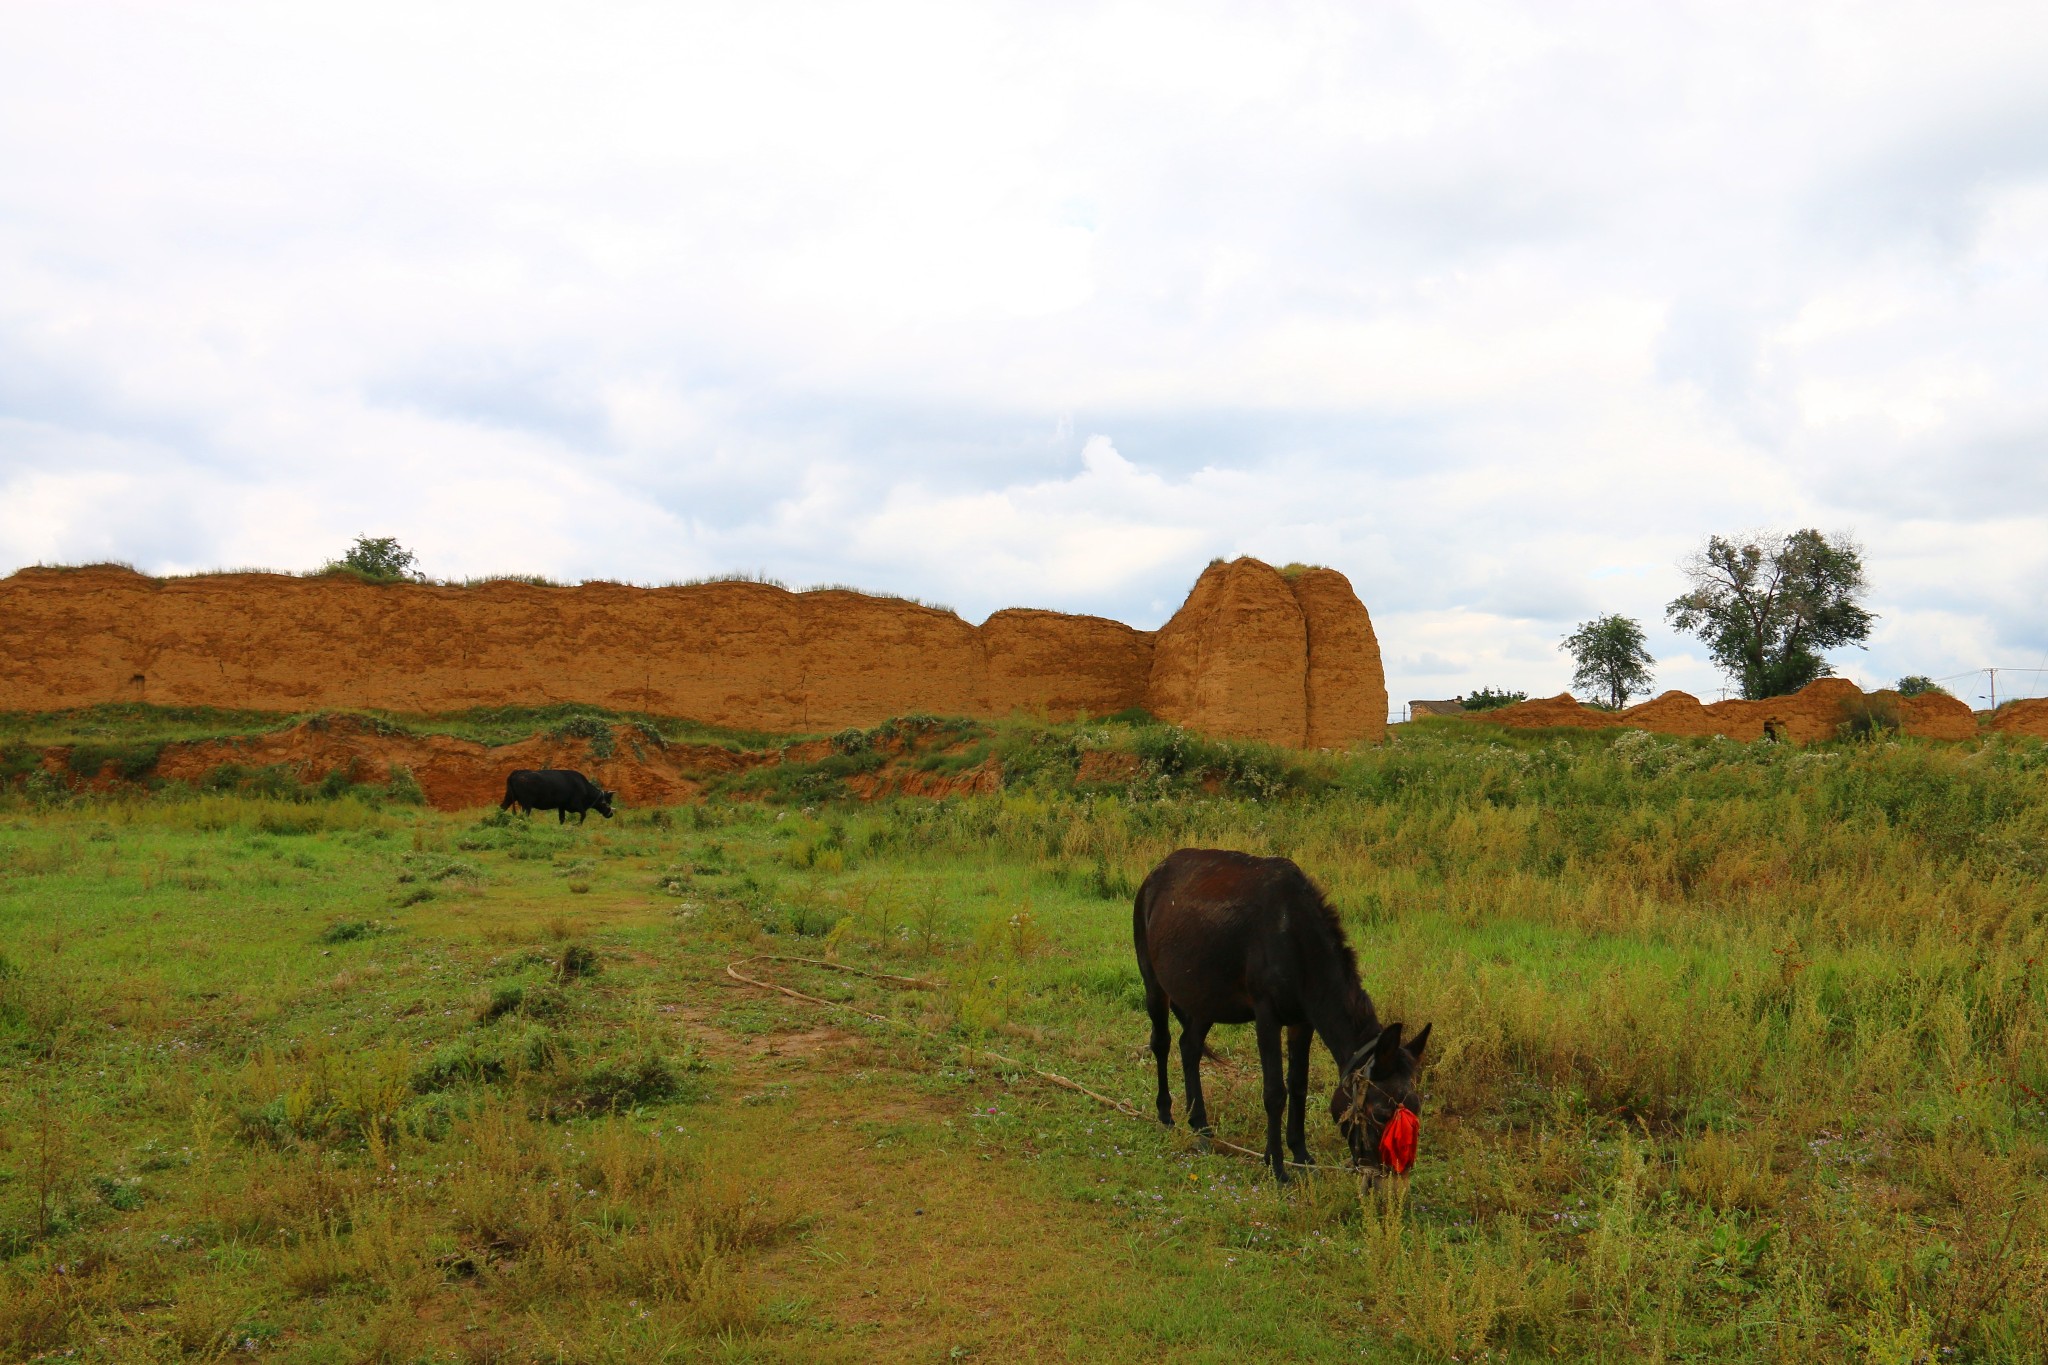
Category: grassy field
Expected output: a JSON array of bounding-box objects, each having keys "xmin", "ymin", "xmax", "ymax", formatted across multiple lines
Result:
[{"xmin": 4, "ymin": 716, "xmax": 2048, "ymax": 1361}]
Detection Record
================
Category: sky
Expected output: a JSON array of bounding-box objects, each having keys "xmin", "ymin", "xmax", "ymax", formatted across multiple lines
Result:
[{"xmin": 4, "ymin": 1, "xmax": 2047, "ymax": 713}]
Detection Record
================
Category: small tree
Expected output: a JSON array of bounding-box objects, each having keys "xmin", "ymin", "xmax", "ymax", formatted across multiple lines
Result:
[
  {"xmin": 1666, "ymin": 529, "xmax": 1873, "ymax": 699},
  {"xmin": 1895, "ymin": 675, "xmax": 1947, "ymax": 698},
  {"xmin": 1461, "ymin": 687, "xmax": 1527, "ymax": 712},
  {"xmin": 1562, "ymin": 614, "xmax": 1655, "ymax": 710},
  {"xmin": 324, "ymin": 535, "xmax": 419, "ymax": 582}
]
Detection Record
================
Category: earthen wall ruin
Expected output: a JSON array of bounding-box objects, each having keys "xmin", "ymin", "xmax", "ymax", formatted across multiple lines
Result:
[{"xmin": 0, "ymin": 557, "xmax": 1389, "ymax": 747}]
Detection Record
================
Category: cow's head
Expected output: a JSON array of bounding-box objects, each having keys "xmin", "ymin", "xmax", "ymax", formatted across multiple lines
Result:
[{"xmin": 595, "ymin": 789, "xmax": 616, "ymax": 819}]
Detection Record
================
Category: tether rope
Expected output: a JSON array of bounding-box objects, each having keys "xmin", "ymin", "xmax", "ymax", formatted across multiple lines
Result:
[{"xmin": 723, "ymin": 954, "xmax": 1319, "ymax": 1172}]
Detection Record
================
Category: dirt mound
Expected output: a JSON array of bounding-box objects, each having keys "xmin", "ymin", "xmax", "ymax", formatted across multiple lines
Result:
[
  {"xmin": 0, "ymin": 560, "xmax": 1388, "ymax": 748},
  {"xmin": 1466, "ymin": 678, "xmax": 1979, "ymax": 744},
  {"xmin": 1990, "ymin": 699, "xmax": 2048, "ymax": 739},
  {"xmin": 1146, "ymin": 559, "xmax": 1387, "ymax": 746},
  {"xmin": 1466, "ymin": 694, "xmax": 1621, "ymax": 730}
]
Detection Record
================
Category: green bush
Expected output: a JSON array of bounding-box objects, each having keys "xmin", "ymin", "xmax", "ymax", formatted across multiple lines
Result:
[
  {"xmin": 1837, "ymin": 692, "xmax": 1902, "ymax": 741},
  {"xmin": 1462, "ymin": 687, "xmax": 1529, "ymax": 712},
  {"xmin": 385, "ymin": 764, "xmax": 427, "ymax": 805},
  {"xmin": 316, "ymin": 534, "xmax": 420, "ymax": 582},
  {"xmin": 63, "ymin": 741, "xmax": 162, "ymax": 780},
  {"xmin": 547, "ymin": 713, "xmax": 616, "ymax": 758}
]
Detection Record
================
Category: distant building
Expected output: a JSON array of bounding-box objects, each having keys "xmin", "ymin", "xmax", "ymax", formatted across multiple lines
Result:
[{"xmin": 1408, "ymin": 699, "xmax": 1467, "ymax": 718}]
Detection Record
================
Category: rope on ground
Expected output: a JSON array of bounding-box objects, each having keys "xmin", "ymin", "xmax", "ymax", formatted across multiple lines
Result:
[{"xmin": 723, "ymin": 953, "xmax": 1314, "ymax": 1171}]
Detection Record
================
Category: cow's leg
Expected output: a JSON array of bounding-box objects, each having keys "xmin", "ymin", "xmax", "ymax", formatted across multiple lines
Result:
[
  {"xmin": 557, "ymin": 808, "xmax": 567, "ymax": 824},
  {"xmin": 1178, "ymin": 1012, "xmax": 1213, "ymax": 1136},
  {"xmin": 1146, "ymin": 982, "xmax": 1173, "ymax": 1125},
  {"xmin": 1255, "ymin": 1009, "xmax": 1289, "ymax": 1182},
  {"xmin": 1285, "ymin": 1024, "xmax": 1314, "ymax": 1167},
  {"xmin": 577, "ymin": 808, "xmax": 588, "ymax": 825}
]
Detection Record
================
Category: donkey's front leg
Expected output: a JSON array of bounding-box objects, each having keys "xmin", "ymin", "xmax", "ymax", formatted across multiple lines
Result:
[
  {"xmin": 1254, "ymin": 1012, "xmax": 1289, "ymax": 1183},
  {"xmin": 1284, "ymin": 1024, "xmax": 1314, "ymax": 1167}
]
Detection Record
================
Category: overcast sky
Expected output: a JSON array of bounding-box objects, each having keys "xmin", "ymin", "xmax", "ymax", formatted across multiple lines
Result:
[{"xmin": 4, "ymin": 1, "xmax": 2046, "ymax": 711}]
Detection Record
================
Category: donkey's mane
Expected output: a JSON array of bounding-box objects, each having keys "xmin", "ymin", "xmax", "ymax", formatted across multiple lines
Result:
[{"xmin": 1295, "ymin": 872, "xmax": 1362, "ymax": 988}]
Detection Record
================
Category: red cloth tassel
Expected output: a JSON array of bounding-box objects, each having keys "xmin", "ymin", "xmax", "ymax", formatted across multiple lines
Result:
[{"xmin": 1379, "ymin": 1107, "xmax": 1418, "ymax": 1174}]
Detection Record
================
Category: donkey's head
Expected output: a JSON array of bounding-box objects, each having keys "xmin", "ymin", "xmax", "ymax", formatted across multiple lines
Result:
[{"xmin": 1331, "ymin": 1021, "xmax": 1432, "ymax": 1173}]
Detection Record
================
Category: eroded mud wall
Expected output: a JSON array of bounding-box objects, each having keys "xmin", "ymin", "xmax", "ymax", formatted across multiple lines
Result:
[
  {"xmin": 1990, "ymin": 699, "xmax": 2048, "ymax": 740},
  {"xmin": 1143, "ymin": 558, "xmax": 1389, "ymax": 746},
  {"xmin": 0, "ymin": 559, "xmax": 1390, "ymax": 746}
]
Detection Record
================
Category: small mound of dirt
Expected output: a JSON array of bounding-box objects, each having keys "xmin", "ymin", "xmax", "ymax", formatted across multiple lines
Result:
[
  {"xmin": 1991, "ymin": 698, "xmax": 2048, "ymax": 739},
  {"xmin": 1466, "ymin": 679, "xmax": 1977, "ymax": 745}
]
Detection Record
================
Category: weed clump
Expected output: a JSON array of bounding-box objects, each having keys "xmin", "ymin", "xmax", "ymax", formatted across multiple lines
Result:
[
  {"xmin": 556, "ymin": 1050, "xmax": 698, "ymax": 1113},
  {"xmin": 477, "ymin": 982, "xmax": 569, "ymax": 1024},
  {"xmin": 555, "ymin": 943, "xmax": 602, "ymax": 982},
  {"xmin": 318, "ymin": 919, "xmax": 390, "ymax": 944}
]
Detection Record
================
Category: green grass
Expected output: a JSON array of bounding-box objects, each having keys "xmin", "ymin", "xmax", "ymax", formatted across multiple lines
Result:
[
  {"xmin": 0, "ymin": 702, "xmax": 802, "ymax": 758},
  {"xmin": 3, "ymin": 722, "xmax": 2048, "ymax": 1359}
]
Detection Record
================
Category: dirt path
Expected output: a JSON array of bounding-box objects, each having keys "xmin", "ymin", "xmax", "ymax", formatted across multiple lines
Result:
[{"xmin": 666, "ymin": 969, "xmax": 1241, "ymax": 1362}]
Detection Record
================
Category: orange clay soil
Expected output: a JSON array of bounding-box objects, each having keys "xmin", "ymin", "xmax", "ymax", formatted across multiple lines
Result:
[
  {"xmin": 1990, "ymin": 698, "xmax": 2048, "ymax": 740},
  {"xmin": 38, "ymin": 715, "xmax": 997, "ymax": 812},
  {"xmin": 0, "ymin": 558, "xmax": 1387, "ymax": 747},
  {"xmin": 1464, "ymin": 677, "xmax": 1979, "ymax": 744}
]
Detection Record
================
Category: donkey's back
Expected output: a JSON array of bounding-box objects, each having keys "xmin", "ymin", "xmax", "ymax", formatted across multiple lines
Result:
[{"xmin": 1133, "ymin": 848, "xmax": 1335, "ymax": 1028}]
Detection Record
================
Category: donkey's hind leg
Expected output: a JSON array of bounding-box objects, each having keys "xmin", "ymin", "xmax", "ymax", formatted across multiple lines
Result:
[
  {"xmin": 1145, "ymin": 982, "xmax": 1174, "ymax": 1126},
  {"xmin": 1177, "ymin": 1012, "xmax": 1214, "ymax": 1137}
]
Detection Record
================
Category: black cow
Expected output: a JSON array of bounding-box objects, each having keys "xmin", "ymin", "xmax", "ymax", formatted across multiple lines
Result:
[{"xmin": 500, "ymin": 769, "xmax": 616, "ymax": 824}]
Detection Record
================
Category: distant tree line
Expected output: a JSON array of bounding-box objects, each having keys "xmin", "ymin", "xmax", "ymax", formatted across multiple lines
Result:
[{"xmin": 1548, "ymin": 528, "xmax": 1880, "ymax": 710}]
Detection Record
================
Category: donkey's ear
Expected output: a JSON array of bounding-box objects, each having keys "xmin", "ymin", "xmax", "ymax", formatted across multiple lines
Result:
[
  {"xmin": 1374, "ymin": 1022, "xmax": 1406, "ymax": 1063},
  {"xmin": 1405, "ymin": 1021, "xmax": 1432, "ymax": 1062}
]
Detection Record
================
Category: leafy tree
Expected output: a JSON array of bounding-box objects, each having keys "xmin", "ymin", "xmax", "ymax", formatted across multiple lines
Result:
[
  {"xmin": 1665, "ymin": 530, "xmax": 1873, "ymax": 700},
  {"xmin": 1461, "ymin": 687, "xmax": 1527, "ymax": 712},
  {"xmin": 1895, "ymin": 675, "xmax": 1948, "ymax": 698},
  {"xmin": 1562, "ymin": 614, "xmax": 1655, "ymax": 710},
  {"xmin": 323, "ymin": 535, "xmax": 419, "ymax": 582}
]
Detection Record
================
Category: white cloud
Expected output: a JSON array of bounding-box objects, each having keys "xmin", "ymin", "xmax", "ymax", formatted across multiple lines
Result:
[{"xmin": 3, "ymin": 1, "xmax": 2047, "ymax": 713}]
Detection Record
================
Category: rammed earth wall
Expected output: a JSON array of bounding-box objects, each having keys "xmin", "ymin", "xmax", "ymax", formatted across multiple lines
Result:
[{"xmin": 0, "ymin": 557, "xmax": 1390, "ymax": 747}]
